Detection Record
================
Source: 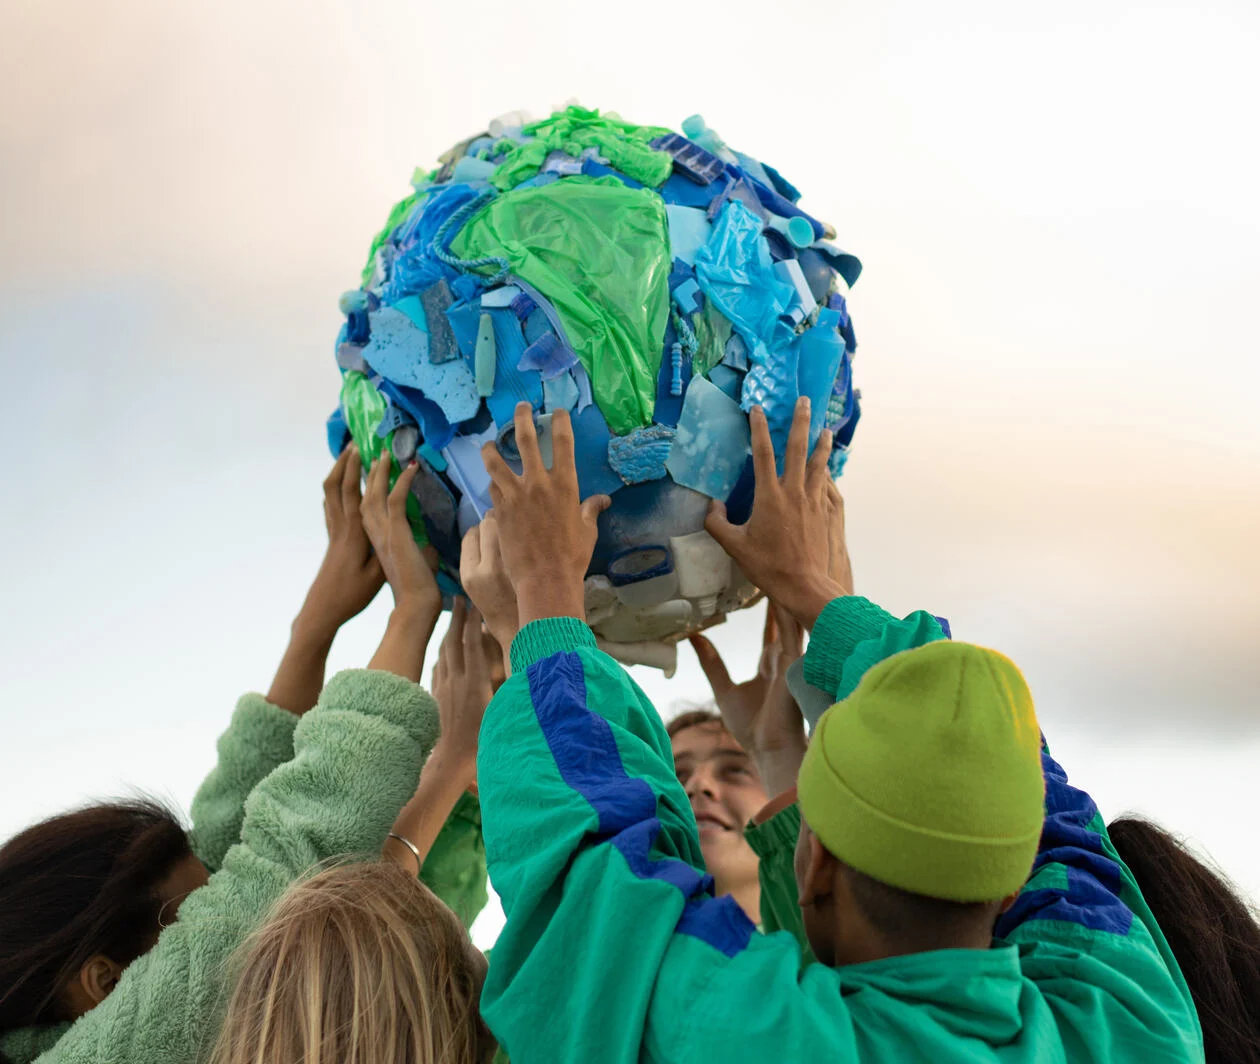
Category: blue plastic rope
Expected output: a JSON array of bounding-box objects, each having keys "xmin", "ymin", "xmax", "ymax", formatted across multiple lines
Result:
[{"xmin": 431, "ymin": 187, "xmax": 511, "ymax": 284}]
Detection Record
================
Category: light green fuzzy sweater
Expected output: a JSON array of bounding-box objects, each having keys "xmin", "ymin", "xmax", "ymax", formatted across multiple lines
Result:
[{"xmin": 0, "ymin": 669, "xmax": 488, "ymax": 1064}]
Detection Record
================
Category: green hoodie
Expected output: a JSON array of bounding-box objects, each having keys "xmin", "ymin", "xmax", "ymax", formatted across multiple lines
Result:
[
  {"xmin": 0, "ymin": 671, "xmax": 488, "ymax": 1064},
  {"xmin": 476, "ymin": 597, "xmax": 1202, "ymax": 1064}
]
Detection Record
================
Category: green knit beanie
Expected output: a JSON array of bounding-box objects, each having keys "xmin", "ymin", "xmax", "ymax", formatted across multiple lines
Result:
[{"xmin": 797, "ymin": 641, "xmax": 1045, "ymax": 903}]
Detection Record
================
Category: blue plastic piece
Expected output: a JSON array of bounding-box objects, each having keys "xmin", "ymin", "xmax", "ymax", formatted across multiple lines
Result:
[
  {"xmin": 480, "ymin": 285, "xmax": 522, "ymax": 309},
  {"xmin": 419, "ymin": 280, "xmax": 460, "ymax": 363},
  {"xmin": 510, "ymin": 292, "xmax": 536, "ymax": 320},
  {"xmin": 694, "ymin": 199, "xmax": 796, "ymax": 425},
  {"xmin": 665, "ymin": 206, "xmax": 712, "ymax": 265},
  {"xmin": 475, "ymin": 312, "xmax": 496, "ymax": 397},
  {"xmin": 812, "ymin": 242, "xmax": 864, "ymax": 289},
  {"xmin": 651, "ymin": 133, "xmax": 726, "ymax": 185},
  {"xmin": 672, "ymin": 278, "xmax": 702, "ymax": 314},
  {"xmin": 346, "ymin": 309, "xmax": 370, "ymax": 344},
  {"xmin": 392, "ymin": 294, "xmax": 427, "ymax": 331},
  {"xmin": 567, "ymin": 403, "xmax": 626, "ymax": 500},
  {"xmin": 760, "ymin": 160, "xmax": 802, "ymax": 204},
  {"xmin": 361, "ymin": 306, "xmax": 480, "ymax": 424},
  {"xmin": 382, "ymin": 183, "xmax": 482, "ymax": 303},
  {"xmin": 607, "ymin": 544, "xmax": 673, "ymax": 586},
  {"xmin": 543, "ymin": 370, "xmax": 579, "ymax": 412},
  {"xmin": 376, "ymin": 379, "xmax": 456, "ymax": 453},
  {"xmin": 542, "ymin": 151, "xmax": 583, "ymax": 176},
  {"xmin": 651, "ymin": 319, "xmax": 693, "ymax": 427},
  {"xmin": 336, "ymin": 342, "xmax": 369, "ymax": 373},
  {"xmin": 767, "ymin": 214, "xmax": 815, "ymax": 250},
  {"xmin": 773, "ymin": 259, "xmax": 817, "ymax": 317},
  {"xmin": 410, "ymin": 457, "xmax": 460, "ymax": 559},
  {"xmin": 707, "ymin": 178, "xmax": 767, "ymax": 223},
  {"xmin": 475, "ymin": 310, "xmax": 540, "ymax": 427},
  {"xmin": 722, "ymin": 333, "xmax": 749, "ymax": 371},
  {"xmin": 326, "ymin": 407, "xmax": 348, "ymax": 457},
  {"xmin": 670, "ymin": 343, "xmax": 684, "ymax": 396},
  {"xmin": 452, "ymin": 155, "xmax": 497, "ymax": 183},
  {"xmin": 708, "ymin": 364, "xmax": 743, "ymax": 402},
  {"xmin": 794, "ymin": 308, "xmax": 845, "ymax": 449},
  {"xmin": 517, "ymin": 331, "xmax": 578, "ymax": 380},
  {"xmin": 665, "ymin": 375, "xmax": 751, "ymax": 500},
  {"xmin": 725, "ymin": 165, "xmax": 825, "ymax": 241},
  {"xmin": 607, "ymin": 423, "xmax": 675, "ymax": 485},
  {"xmin": 732, "ymin": 151, "xmax": 774, "ymax": 191},
  {"xmin": 581, "ymin": 159, "xmax": 645, "ymax": 189},
  {"xmin": 723, "ymin": 455, "xmax": 756, "ymax": 526},
  {"xmin": 449, "ymin": 273, "xmax": 482, "ymax": 303},
  {"xmin": 418, "ymin": 441, "xmax": 447, "ymax": 472},
  {"xmin": 795, "ymin": 248, "xmax": 835, "ymax": 304},
  {"xmin": 660, "ymin": 171, "xmax": 730, "ymax": 210},
  {"xmin": 572, "ymin": 363, "xmax": 594, "ymax": 412},
  {"xmin": 375, "ymin": 397, "xmax": 413, "ymax": 438}
]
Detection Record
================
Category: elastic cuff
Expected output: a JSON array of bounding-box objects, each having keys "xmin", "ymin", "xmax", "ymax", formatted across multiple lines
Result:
[
  {"xmin": 509, "ymin": 617, "xmax": 598, "ymax": 672},
  {"xmin": 802, "ymin": 596, "xmax": 893, "ymax": 693},
  {"xmin": 233, "ymin": 693, "xmax": 300, "ymax": 758},
  {"xmin": 746, "ymin": 798, "xmax": 801, "ymax": 858}
]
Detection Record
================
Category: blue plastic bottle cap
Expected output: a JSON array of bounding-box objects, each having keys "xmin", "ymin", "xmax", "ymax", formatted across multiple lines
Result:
[
  {"xmin": 681, "ymin": 114, "xmax": 706, "ymax": 139},
  {"xmin": 786, "ymin": 216, "xmax": 814, "ymax": 249}
]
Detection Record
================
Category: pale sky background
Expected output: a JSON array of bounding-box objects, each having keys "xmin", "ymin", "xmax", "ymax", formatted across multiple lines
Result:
[{"xmin": 1, "ymin": 0, "xmax": 1257, "ymax": 949}]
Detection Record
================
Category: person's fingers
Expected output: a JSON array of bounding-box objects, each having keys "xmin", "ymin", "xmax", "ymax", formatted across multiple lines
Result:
[
  {"xmin": 761, "ymin": 600, "xmax": 778, "ymax": 649},
  {"xmin": 324, "ymin": 446, "xmax": 350, "ymax": 512},
  {"xmin": 365, "ymin": 450, "xmax": 390, "ymax": 509},
  {"xmin": 704, "ymin": 499, "xmax": 742, "ymax": 556},
  {"xmin": 388, "ymin": 461, "xmax": 420, "ymax": 518},
  {"xmin": 806, "ymin": 428, "xmax": 833, "ymax": 496},
  {"xmin": 513, "ymin": 402, "xmax": 545, "ymax": 479},
  {"xmin": 479, "ymin": 511, "xmax": 501, "ymax": 564},
  {"xmin": 579, "ymin": 494, "xmax": 612, "ymax": 526},
  {"xmin": 748, "ymin": 406, "xmax": 778, "ymax": 492},
  {"xmin": 481, "ymin": 440, "xmax": 516, "ymax": 492},
  {"xmin": 459, "ymin": 524, "xmax": 482, "ymax": 586},
  {"xmin": 688, "ymin": 635, "xmax": 735, "ymax": 699},
  {"xmin": 783, "ymin": 397, "xmax": 811, "ymax": 490},
  {"xmin": 448, "ymin": 596, "xmax": 468, "ymax": 672},
  {"xmin": 341, "ymin": 443, "xmax": 364, "ymax": 517},
  {"xmin": 463, "ymin": 604, "xmax": 486, "ymax": 667},
  {"xmin": 549, "ymin": 408, "xmax": 577, "ymax": 485}
]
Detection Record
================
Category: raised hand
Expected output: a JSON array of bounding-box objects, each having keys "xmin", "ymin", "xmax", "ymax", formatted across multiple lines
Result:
[
  {"xmin": 431, "ymin": 598, "xmax": 497, "ymax": 786},
  {"xmin": 459, "ymin": 511, "xmax": 519, "ymax": 657},
  {"xmin": 481, "ymin": 403, "xmax": 611, "ymax": 626},
  {"xmin": 705, "ymin": 398, "xmax": 844, "ymax": 630}
]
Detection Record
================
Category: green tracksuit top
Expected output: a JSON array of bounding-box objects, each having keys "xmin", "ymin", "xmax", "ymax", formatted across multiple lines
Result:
[
  {"xmin": 0, "ymin": 671, "xmax": 488, "ymax": 1064},
  {"xmin": 476, "ymin": 596, "xmax": 1202, "ymax": 1064}
]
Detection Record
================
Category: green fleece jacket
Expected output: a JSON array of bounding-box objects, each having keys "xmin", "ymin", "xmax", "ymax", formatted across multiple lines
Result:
[
  {"xmin": 476, "ymin": 596, "xmax": 1202, "ymax": 1064},
  {"xmin": 0, "ymin": 671, "xmax": 488, "ymax": 1064}
]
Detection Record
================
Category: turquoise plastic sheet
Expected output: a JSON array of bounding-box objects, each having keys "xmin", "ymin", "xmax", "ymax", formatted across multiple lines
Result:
[{"xmin": 452, "ymin": 176, "xmax": 671, "ymax": 435}]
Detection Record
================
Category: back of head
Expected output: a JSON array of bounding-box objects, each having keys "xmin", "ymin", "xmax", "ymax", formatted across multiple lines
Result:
[
  {"xmin": 0, "ymin": 798, "xmax": 191, "ymax": 1032},
  {"xmin": 211, "ymin": 861, "xmax": 493, "ymax": 1064},
  {"xmin": 1108, "ymin": 816, "xmax": 1260, "ymax": 1064},
  {"xmin": 796, "ymin": 641, "xmax": 1045, "ymax": 961}
]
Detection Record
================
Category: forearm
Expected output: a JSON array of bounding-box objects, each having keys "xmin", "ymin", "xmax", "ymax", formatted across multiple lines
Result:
[
  {"xmin": 265, "ymin": 615, "xmax": 337, "ymax": 715},
  {"xmin": 369, "ymin": 601, "xmax": 440, "ymax": 681},
  {"xmin": 753, "ymin": 738, "xmax": 807, "ymax": 799},
  {"xmin": 384, "ymin": 745, "xmax": 475, "ymax": 873}
]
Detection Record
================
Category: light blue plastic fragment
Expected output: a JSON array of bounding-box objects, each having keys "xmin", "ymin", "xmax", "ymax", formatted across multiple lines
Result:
[
  {"xmin": 666, "ymin": 205, "xmax": 712, "ymax": 264},
  {"xmin": 452, "ymin": 155, "xmax": 498, "ymax": 183},
  {"xmin": 665, "ymin": 375, "xmax": 751, "ymax": 500},
  {"xmin": 773, "ymin": 259, "xmax": 817, "ymax": 317},
  {"xmin": 722, "ymin": 333, "xmax": 749, "ymax": 371},
  {"xmin": 708, "ymin": 364, "xmax": 742, "ymax": 401},
  {"xmin": 795, "ymin": 308, "xmax": 846, "ymax": 447},
  {"xmin": 543, "ymin": 371, "xmax": 580, "ymax": 412},
  {"xmin": 480, "ymin": 285, "xmax": 523, "ymax": 309},
  {"xmin": 475, "ymin": 312, "xmax": 496, "ymax": 397},
  {"xmin": 607, "ymin": 424, "xmax": 675, "ymax": 485},
  {"xmin": 442, "ymin": 425, "xmax": 496, "ymax": 519},
  {"xmin": 573, "ymin": 363, "xmax": 594, "ymax": 412},
  {"xmin": 541, "ymin": 151, "xmax": 584, "ymax": 176},
  {"xmin": 673, "ymin": 278, "xmax": 701, "ymax": 314},
  {"xmin": 418, "ymin": 442, "xmax": 447, "ymax": 472},
  {"xmin": 695, "ymin": 201, "xmax": 797, "ymax": 444},
  {"xmin": 361, "ymin": 306, "xmax": 480, "ymax": 423},
  {"xmin": 517, "ymin": 331, "xmax": 578, "ymax": 380},
  {"xmin": 375, "ymin": 399, "xmax": 412, "ymax": 438},
  {"xmin": 392, "ymin": 295, "xmax": 428, "ymax": 331}
]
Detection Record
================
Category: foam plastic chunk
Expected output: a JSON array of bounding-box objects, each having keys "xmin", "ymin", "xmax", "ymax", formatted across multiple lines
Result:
[
  {"xmin": 360, "ymin": 307, "xmax": 480, "ymax": 423},
  {"xmin": 608, "ymin": 424, "xmax": 676, "ymax": 485},
  {"xmin": 665, "ymin": 375, "xmax": 750, "ymax": 499}
]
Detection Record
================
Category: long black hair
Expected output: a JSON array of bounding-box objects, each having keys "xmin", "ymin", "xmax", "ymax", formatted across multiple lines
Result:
[
  {"xmin": 1109, "ymin": 816, "xmax": 1260, "ymax": 1064},
  {"xmin": 0, "ymin": 797, "xmax": 192, "ymax": 1031}
]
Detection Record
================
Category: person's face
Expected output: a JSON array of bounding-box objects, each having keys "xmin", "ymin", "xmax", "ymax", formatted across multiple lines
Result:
[{"xmin": 671, "ymin": 722, "xmax": 768, "ymax": 888}]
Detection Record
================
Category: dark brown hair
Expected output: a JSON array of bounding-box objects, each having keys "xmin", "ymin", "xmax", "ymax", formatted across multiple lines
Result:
[
  {"xmin": 665, "ymin": 707, "xmax": 725, "ymax": 740},
  {"xmin": 1108, "ymin": 816, "xmax": 1260, "ymax": 1064},
  {"xmin": 0, "ymin": 797, "xmax": 192, "ymax": 1032}
]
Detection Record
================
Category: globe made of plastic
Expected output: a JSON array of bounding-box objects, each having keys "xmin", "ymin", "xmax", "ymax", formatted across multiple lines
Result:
[{"xmin": 327, "ymin": 106, "xmax": 863, "ymax": 675}]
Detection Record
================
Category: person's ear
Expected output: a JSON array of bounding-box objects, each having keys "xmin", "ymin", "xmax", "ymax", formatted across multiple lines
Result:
[
  {"xmin": 997, "ymin": 888, "xmax": 1022, "ymax": 915},
  {"xmin": 796, "ymin": 832, "xmax": 836, "ymax": 909},
  {"xmin": 78, "ymin": 954, "xmax": 123, "ymax": 1006}
]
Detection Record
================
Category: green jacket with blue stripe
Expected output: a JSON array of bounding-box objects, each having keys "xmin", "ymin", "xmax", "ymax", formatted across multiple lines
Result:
[{"xmin": 477, "ymin": 596, "xmax": 1202, "ymax": 1064}]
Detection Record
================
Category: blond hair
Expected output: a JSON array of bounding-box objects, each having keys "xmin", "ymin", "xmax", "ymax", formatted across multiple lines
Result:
[{"xmin": 210, "ymin": 861, "xmax": 494, "ymax": 1064}]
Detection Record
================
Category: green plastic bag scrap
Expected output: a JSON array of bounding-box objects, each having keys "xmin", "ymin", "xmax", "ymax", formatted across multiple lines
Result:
[
  {"xmin": 338, "ymin": 370, "xmax": 429, "ymax": 546},
  {"xmin": 492, "ymin": 106, "xmax": 674, "ymax": 192},
  {"xmin": 452, "ymin": 175, "xmax": 671, "ymax": 435},
  {"xmin": 361, "ymin": 190, "xmax": 421, "ymax": 285},
  {"xmin": 692, "ymin": 301, "xmax": 733, "ymax": 376}
]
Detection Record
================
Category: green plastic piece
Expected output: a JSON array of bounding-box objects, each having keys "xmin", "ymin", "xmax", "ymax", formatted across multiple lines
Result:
[
  {"xmin": 475, "ymin": 312, "xmax": 497, "ymax": 397},
  {"xmin": 491, "ymin": 106, "xmax": 674, "ymax": 193},
  {"xmin": 338, "ymin": 370, "xmax": 429, "ymax": 546},
  {"xmin": 452, "ymin": 175, "xmax": 671, "ymax": 435},
  {"xmin": 361, "ymin": 190, "xmax": 421, "ymax": 285},
  {"xmin": 692, "ymin": 301, "xmax": 734, "ymax": 377}
]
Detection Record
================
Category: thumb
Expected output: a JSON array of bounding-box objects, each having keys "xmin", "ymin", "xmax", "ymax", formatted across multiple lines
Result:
[
  {"xmin": 704, "ymin": 499, "xmax": 740, "ymax": 553},
  {"xmin": 580, "ymin": 494, "xmax": 612, "ymax": 524},
  {"xmin": 688, "ymin": 634, "xmax": 734, "ymax": 698}
]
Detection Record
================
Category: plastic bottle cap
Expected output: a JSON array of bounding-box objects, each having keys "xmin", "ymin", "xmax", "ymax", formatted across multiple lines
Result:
[
  {"xmin": 785, "ymin": 216, "xmax": 814, "ymax": 249},
  {"xmin": 681, "ymin": 114, "xmax": 706, "ymax": 139}
]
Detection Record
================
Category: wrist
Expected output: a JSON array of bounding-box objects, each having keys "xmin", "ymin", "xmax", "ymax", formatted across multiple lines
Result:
[
  {"xmin": 425, "ymin": 740, "xmax": 477, "ymax": 789},
  {"xmin": 755, "ymin": 744, "xmax": 807, "ymax": 799},
  {"xmin": 786, "ymin": 577, "xmax": 846, "ymax": 631},
  {"xmin": 515, "ymin": 576, "xmax": 586, "ymax": 625}
]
